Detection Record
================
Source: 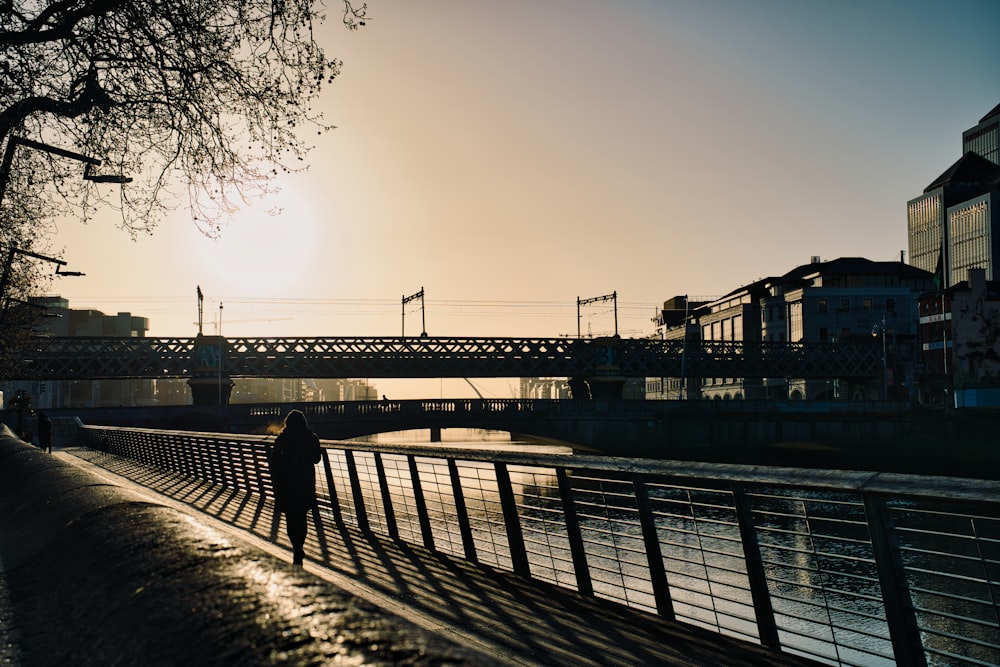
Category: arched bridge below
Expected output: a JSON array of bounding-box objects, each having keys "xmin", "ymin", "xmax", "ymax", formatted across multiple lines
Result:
[
  {"xmin": 17, "ymin": 335, "xmax": 880, "ymax": 393},
  {"xmin": 41, "ymin": 397, "xmax": 998, "ymax": 477}
]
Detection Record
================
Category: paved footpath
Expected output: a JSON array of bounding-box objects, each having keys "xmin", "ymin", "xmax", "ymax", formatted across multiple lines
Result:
[{"xmin": 55, "ymin": 446, "xmax": 822, "ymax": 667}]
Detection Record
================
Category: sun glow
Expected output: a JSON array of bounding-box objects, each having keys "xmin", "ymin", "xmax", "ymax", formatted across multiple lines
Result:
[{"xmin": 190, "ymin": 182, "xmax": 322, "ymax": 299}]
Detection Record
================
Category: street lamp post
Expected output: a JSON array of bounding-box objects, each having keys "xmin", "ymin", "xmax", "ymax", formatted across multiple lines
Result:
[
  {"xmin": 0, "ymin": 245, "xmax": 84, "ymax": 326},
  {"xmin": 0, "ymin": 135, "xmax": 129, "ymax": 326},
  {"xmin": 872, "ymin": 314, "xmax": 888, "ymax": 400},
  {"xmin": 0, "ymin": 135, "xmax": 131, "ymax": 208}
]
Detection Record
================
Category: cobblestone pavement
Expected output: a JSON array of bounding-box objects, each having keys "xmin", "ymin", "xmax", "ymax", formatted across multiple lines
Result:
[{"xmin": 38, "ymin": 444, "xmax": 823, "ymax": 667}]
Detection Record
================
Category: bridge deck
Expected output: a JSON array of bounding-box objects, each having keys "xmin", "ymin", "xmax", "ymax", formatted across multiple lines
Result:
[{"xmin": 58, "ymin": 445, "xmax": 818, "ymax": 666}]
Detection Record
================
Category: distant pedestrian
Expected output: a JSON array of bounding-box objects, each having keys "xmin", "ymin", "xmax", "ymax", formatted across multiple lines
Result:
[
  {"xmin": 268, "ymin": 409, "xmax": 322, "ymax": 565},
  {"xmin": 37, "ymin": 412, "xmax": 52, "ymax": 454}
]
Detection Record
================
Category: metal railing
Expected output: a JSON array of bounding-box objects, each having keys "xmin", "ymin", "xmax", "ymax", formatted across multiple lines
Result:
[{"xmin": 78, "ymin": 425, "xmax": 1000, "ymax": 667}]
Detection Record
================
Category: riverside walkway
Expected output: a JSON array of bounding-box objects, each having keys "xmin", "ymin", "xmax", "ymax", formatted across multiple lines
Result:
[{"xmin": 0, "ymin": 433, "xmax": 817, "ymax": 666}]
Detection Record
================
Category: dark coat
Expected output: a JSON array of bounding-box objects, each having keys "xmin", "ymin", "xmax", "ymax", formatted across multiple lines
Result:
[{"xmin": 268, "ymin": 423, "xmax": 322, "ymax": 513}]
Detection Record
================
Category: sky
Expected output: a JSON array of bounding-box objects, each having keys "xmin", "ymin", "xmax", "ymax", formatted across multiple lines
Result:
[{"xmin": 42, "ymin": 0, "xmax": 1000, "ymax": 349}]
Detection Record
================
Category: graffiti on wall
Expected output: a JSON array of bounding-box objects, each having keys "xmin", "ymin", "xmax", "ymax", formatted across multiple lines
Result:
[{"xmin": 953, "ymin": 286, "xmax": 1000, "ymax": 386}]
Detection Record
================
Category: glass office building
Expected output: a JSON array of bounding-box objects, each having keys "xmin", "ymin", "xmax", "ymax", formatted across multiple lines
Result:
[
  {"xmin": 963, "ymin": 102, "xmax": 1000, "ymax": 165},
  {"xmin": 948, "ymin": 194, "xmax": 998, "ymax": 286},
  {"xmin": 905, "ymin": 153, "xmax": 996, "ymax": 285},
  {"xmin": 907, "ymin": 105, "xmax": 1000, "ymax": 289},
  {"xmin": 908, "ymin": 192, "xmax": 944, "ymax": 276}
]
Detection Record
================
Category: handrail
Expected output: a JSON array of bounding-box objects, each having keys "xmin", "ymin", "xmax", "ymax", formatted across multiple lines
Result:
[{"xmin": 78, "ymin": 424, "xmax": 1000, "ymax": 667}]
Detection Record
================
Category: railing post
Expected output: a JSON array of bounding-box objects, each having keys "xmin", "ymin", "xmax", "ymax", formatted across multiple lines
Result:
[
  {"xmin": 732, "ymin": 486, "xmax": 780, "ymax": 649},
  {"xmin": 556, "ymin": 468, "xmax": 592, "ymax": 597},
  {"xmin": 408, "ymin": 455, "xmax": 435, "ymax": 550},
  {"xmin": 632, "ymin": 476, "xmax": 674, "ymax": 620},
  {"xmin": 374, "ymin": 453, "xmax": 399, "ymax": 540},
  {"xmin": 344, "ymin": 450, "xmax": 370, "ymax": 532},
  {"xmin": 216, "ymin": 439, "xmax": 230, "ymax": 489},
  {"xmin": 863, "ymin": 494, "xmax": 927, "ymax": 667},
  {"xmin": 321, "ymin": 450, "xmax": 344, "ymax": 525},
  {"xmin": 255, "ymin": 441, "xmax": 269, "ymax": 497},
  {"xmin": 448, "ymin": 459, "xmax": 477, "ymax": 561},
  {"xmin": 494, "ymin": 462, "xmax": 530, "ymax": 576}
]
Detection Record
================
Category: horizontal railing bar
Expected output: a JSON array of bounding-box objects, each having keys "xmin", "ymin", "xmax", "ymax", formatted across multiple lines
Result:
[
  {"xmin": 922, "ymin": 648, "xmax": 999, "ymax": 667},
  {"xmin": 751, "ymin": 516, "xmax": 870, "ymax": 531},
  {"xmin": 918, "ymin": 627, "xmax": 1000, "ymax": 651},
  {"xmin": 756, "ymin": 531, "xmax": 873, "ymax": 547},
  {"xmin": 905, "ymin": 568, "xmax": 1000, "ymax": 590},
  {"xmin": 659, "ymin": 543, "xmax": 745, "ymax": 558},
  {"xmin": 77, "ymin": 426, "xmax": 1000, "ymax": 504},
  {"xmin": 914, "ymin": 607, "xmax": 1000, "ymax": 632},
  {"xmin": 759, "ymin": 547, "xmax": 878, "ymax": 566}
]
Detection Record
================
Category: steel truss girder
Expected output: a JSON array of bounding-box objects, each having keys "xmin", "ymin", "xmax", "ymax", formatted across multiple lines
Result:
[{"xmin": 14, "ymin": 336, "xmax": 880, "ymax": 380}]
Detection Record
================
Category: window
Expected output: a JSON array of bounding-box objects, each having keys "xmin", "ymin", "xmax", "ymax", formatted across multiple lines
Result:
[
  {"xmin": 886, "ymin": 298, "xmax": 896, "ymax": 315},
  {"xmin": 818, "ymin": 298, "xmax": 828, "ymax": 313},
  {"xmin": 789, "ymin": 302, "xmax": 803, "ymax": 342},
  {"xmin": 819, "ymin": 327, "xmax": 829, "ymax": 341},
  {"xmin": 840, "ymin": 298, "xmax": 850, "ymax": 312},
  {"xmin": 863, "ymin": 298, "xmax": 873, "ymax": 311}
]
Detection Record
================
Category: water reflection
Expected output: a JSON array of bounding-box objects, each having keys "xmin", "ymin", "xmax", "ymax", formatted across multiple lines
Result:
[{"xmin": 354, "ymin": 428, "xmax": 574, "ymax": 455}]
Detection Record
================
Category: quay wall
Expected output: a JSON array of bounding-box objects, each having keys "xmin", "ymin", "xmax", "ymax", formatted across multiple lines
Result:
[
  {"xmin": 7, "ymin": 399, "xmax": 999, "ymax": 479},
  {"xmin": 0, "ymin": 427, "xmax": 496, "ymax": 666}
]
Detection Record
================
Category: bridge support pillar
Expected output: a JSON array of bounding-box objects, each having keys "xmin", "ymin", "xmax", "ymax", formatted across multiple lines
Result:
[
  {"xmin": 586, "ymin": 376, "xmax": 626, "ymax": 400},
  {"xmin": 568, "ymin": 377, "xmax": 591, "ymax": 400},
  {"xmin": 187, "ymin": 376, "xmax": 234, "ymax": 406},
  {"xmin": 187, "ymin": 335, "xmax": 234, "ymax": 406},
  {"xmin": 429, "ymin": 426, "xmax": 442, "ymax": 442}
]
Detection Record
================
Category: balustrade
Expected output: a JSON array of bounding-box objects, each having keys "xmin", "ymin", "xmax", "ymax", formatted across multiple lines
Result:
[{"xmin": 78, "ymin": 425, "xmax": 1000, "ymax": 667}]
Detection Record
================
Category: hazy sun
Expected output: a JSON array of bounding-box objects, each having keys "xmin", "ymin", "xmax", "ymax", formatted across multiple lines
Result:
[{"xmin": 191, "ymin": 183, "xmax": 320, "ymax": 298}]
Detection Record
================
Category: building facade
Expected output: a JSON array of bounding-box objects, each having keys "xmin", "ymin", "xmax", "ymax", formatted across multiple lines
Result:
[
  {"xmin": 649, "ymin": 258, "xmax": 933, "ymax": 401},
  {"xmin": 918, "ymin": 268, "xmax": 1000, "ymax": 406},
  {"xmin": 648, "ymin": 296, "xmax": 708, "ymax": 399},
  {"xmin": 947, "ymin": 192, "xmax": 1000, "ymax": 287},
  {"xmin": 4, "ymin": 296, "xmax": 153, "ymax": 408},
  {"xmin": 907, "ymin": 104, "xmax": 1000, "ymax": 288},
  {"xmin": 760, "ymin": 258, "xmax": 931, "ymax": 401},
  {"xmin": 963, "ymin": 102, "xmax": 1000, "ymax": 165}
]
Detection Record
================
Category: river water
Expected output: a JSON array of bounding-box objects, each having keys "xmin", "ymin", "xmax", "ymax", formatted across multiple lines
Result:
[{"xmin": 355, "ymin": 427, "xmax": 574, "ymax": 454}]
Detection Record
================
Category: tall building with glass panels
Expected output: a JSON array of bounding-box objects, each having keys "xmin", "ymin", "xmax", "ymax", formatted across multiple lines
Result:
[
  {"xmin": 907, "ymin": 103, "xmax": 1000, "ymax": 288},
  {"xmin": 907, "ymin": 152, "xmax": 999, "ymax": 283},
  {"xmin": 948, "ymin": 193, "xmax": 999, "ymax": 285},
  {"xmin": 908, "ymin": 191, "xmax": 944, "ymax": 277},
  {"xmin": 963, "ymin": 102, "xmax": 1000, "ymax": 164}
]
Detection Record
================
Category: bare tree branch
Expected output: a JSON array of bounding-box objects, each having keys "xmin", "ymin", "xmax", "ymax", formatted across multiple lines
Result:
[{"xmin": 0, "ymin": 0, "xmax": 368, "ymax": 355}]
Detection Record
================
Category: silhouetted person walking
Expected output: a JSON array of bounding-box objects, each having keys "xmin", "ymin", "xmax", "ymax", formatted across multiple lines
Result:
[
  {"xmin": 268, "ymin": 409, "xmax": 322, "ymax": 565},
  {"xmin": 37, "ymin": 412, "xmax": 52, "ymax": 453}
]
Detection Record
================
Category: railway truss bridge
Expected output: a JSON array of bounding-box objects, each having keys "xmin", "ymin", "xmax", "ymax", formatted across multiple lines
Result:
[{"xmin": 16, "ymin": 334, "xmax": 880, "ymax": 403}]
